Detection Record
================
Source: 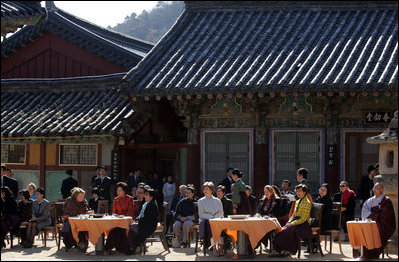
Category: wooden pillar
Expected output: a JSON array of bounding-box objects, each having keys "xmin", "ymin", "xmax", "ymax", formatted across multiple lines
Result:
[
  {"xmin": 325, "ymin": 130, "xmax": 341, "ymax": 192},
  {"xmin": 187, "ymin": 144, "xmax": 200, "ymax": 190},
  {"xmin": 40, "ymin": 142, "xmax": 45, "ymax": 187}
]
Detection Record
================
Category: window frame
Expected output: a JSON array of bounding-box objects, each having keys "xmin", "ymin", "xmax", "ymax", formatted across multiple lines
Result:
[
  {"xmin": 270, "ymin": 128, "xmax": 324, "ymax": 186},
  {"xmin": 1, "ymin": 143, "xmax": 26, "ymax": 165},
  {"xmin": 58, "ymin": 143, "xmax": 98, "ymax": 167},
  {"xmin": 200, "ymin": 128, "xmax": 254, "ymax": 187}
]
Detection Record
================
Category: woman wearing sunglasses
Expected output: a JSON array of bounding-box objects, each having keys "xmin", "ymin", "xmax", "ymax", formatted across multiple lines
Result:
[{"xmin": 333, "ymin": 181, "xmax": 356, "ymax": 242}]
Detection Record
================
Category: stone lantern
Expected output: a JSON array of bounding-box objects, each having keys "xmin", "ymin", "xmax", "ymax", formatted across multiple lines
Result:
[{"xmin": 367, "ymin": 110, "xmax": 398, "ymax": 253}]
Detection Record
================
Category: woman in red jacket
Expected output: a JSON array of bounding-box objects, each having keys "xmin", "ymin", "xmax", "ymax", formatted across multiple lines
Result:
[{"xmin": 103, "ymin": 182, "xmax": 134, "ymax": 255}]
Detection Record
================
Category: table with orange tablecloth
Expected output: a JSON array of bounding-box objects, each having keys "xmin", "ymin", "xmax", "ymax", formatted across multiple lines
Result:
[
  {"xmin": 68, "ymin": 216, "xmax": 133, "ymax": 245},
  {"xmin": 347, "ymin": 220, "xmax": 381, "ymax": 250},
  {"xmin": 209, "ymin": 217, "xmax": 282, "ymax": 249}
]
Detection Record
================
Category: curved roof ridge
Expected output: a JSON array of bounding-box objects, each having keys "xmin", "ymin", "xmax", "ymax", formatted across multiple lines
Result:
[
  {"xmin": 1, "ymin": 2, "xmax": 154, "ymax": 69},
  {"xmin": 54, "ymin": 7, "xmax": 154, "ymax": 51}
]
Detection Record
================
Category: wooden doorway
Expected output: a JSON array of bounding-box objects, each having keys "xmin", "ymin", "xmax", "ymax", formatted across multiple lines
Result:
[{"xmin": 344, "ymin": 132, "xmax": 380, "ymax": 192}]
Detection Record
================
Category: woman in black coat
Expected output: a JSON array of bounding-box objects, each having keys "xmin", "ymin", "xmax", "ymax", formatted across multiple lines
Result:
[
  {"xmin": 1, "ymin": 186, "xmax": 20, "ymax": 249},
  {"xmin": 333, "ymin": 181, "xmax": 356, "ymax": 241},
  {"xmin": 127, "ymin": 189, "xmax": 159, "ymax": 254},
  {"xmin": 315, "ymin": 183, "xmax": 333, "ymax": 233}
]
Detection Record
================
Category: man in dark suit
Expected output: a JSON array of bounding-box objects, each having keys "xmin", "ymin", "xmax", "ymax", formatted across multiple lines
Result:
[
  {"xmin": 2, "ymin": 167, "xmax": 19, "ymax": 198},
  {"xmin": 218, "ymin": 167, "xmax": 234, "ymax": 195},
  {"xmin": 126, "ymin": 169, "xmax": 143, "ymax": 191},
  {"xmin": 61, "ymin": 169, "xmax": 78, "ymax": 199},
  {"xmin": 91, "ymin": 166, "xmax": 101, "ymax": 188},
  {"xmin": 93, "ymin": 166, "xmax": 112, "ymax": 201}
]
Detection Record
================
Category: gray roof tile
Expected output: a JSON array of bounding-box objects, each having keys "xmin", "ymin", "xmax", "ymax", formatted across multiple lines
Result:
[
  {"xmin": 1, "ymin": 74, "xmax": 143, "ymax": 138},
  {"xmin": 123, "ymin": 1, "xmax": 398, "ymax": 96}
]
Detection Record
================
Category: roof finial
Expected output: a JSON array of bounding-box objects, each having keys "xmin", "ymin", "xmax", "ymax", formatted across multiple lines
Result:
[{"xmin": 45, "ymin": 1, "xmax": 57, "ymax": 12}]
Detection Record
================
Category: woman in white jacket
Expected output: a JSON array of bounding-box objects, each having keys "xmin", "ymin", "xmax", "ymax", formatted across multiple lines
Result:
[{"xmin": 162, "ymin": 175, "xmax": 176, "ymax": 212}]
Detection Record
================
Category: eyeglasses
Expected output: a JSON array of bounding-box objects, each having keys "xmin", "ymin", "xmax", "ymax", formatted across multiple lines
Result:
[{"xmin": 339, "ymin": 185, "xmax": 346, "ymax": 187}]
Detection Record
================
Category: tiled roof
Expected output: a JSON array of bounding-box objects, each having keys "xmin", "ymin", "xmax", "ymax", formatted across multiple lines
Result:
[
  {"xmin": 123, "ymin": 1, "xmax": 398, "ymax": 96},
  {"xmin": 1, "ymin": 2, "xmax": 154, "ymax": 69},
  {"xmin": 1, "ymin": 74, "xmax": 146, "ymax": 138},
  {"xmin": 1, "ymin": 1, "xmax": 46, "ymax": 35}
]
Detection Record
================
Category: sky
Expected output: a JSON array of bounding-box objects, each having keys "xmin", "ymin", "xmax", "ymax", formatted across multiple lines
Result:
[{"xmin": 43, "ymin": 1, "xmax": 159, "ymax": 28}]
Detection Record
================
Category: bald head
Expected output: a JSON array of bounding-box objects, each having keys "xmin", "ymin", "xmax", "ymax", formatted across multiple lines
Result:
[{"xmin": 373, "ymin": 183, "xmax": 384, "ymax": 197}]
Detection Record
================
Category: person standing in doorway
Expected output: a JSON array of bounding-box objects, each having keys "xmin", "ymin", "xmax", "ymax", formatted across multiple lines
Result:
[
  {"xmin": 218, "ymin": 167, "xmax": 234, "ymax": 195},
  {"xmin": 357, "ymin": 165, "xmax": 376, "ymax": 209},
  {"xmin": 163, "ymin": 175, "xmax": 176, "ymax": 212},
  {"xmin": 61, "ymin": 169, "xmax": 78, "ymax": 199}
]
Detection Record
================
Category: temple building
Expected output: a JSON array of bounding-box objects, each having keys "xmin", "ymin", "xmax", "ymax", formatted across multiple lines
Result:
[
  {"xmin": 1, "ymin": 1, "xmax": 153, "ymax": 200},
  {"xmin": 121, "ymin": 1, "xmax": 398, "ymax": 194}
]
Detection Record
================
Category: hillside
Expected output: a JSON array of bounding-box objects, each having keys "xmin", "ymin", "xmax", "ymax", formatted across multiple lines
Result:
[{"xmin": 108, "ymin": 1, "xmax": 185, "ymax": 43}]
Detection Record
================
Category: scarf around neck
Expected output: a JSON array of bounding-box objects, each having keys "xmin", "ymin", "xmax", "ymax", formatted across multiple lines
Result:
[{"xmin": 342, "ymin": 189, "xmax": 356, "ymax": 205}]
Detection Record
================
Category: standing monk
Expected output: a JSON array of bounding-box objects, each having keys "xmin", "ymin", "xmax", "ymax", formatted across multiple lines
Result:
[{"xmin": 359, "ymin": 183, "xmax": 396, "ymax": 260}]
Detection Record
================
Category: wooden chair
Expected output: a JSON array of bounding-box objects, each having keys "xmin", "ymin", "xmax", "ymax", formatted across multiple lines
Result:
[
  {"xmin": 39, "ymin": 202, "xmax": 58, "ymax": 247},
  {"xmin": 97, "ymin": 200, "xmax": 109, "ymax": 214},
  {"xmin": 187, "ymin": 202, "xmax": 200, "ymax": 251},
  {"xmin": 9, "ymin": 201, "xmax": 33, "ymax": 248},
  {"xmin": 55, "ymin": 202, "xmax": 65, "ymax": 250},
  {"xmin": 298, "ymin": 203, "xmax": 324, "ymax": 258},
  {"xmin": 323, "ymin": 202, "xmax": 343, "ymax": 254},
  {"xmin": 141, "ymin": 202, "xmax": 170, "ymax": 254}
]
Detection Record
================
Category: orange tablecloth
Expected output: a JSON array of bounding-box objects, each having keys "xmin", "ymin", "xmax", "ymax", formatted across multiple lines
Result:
[
  {"xmin": 347, "ymin": 220, "xmax": 381, "ymax": 250},
  {"xmin": 209, "ymin": 217, "xmax": 282, "ymax": 249},
  {"xmin": 68, "ymin": 216, "xmax": 133, "ymax": 245}
]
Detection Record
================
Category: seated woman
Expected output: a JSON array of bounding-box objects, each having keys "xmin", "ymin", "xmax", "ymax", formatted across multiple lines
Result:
[
  {"xmin": 173, "ymin": 186, "xmax": 196, "ymax": 248},
  {"xmin": 242, "ymin": 185, "xmax": 257, "ymax": 216},
  {"xmin": 257, "ymin": 185, "xmax": 281, "ymax": 217},
  {"xmin": 126, "ymin": 188, "xmax": 159, "ymax": 254},
  {"xmin": 103, "ymin": 182, "xmax": 134, "ymax": 255},
  {"xmin": 1, "ymin": 186, "xmax": 20, "ymax": 249},
  {"xmin": 271, "ymin": 184, "xmax": 312, "ymax": 257},
  {"xmin": 198, "ymin": 182, "xmax": 223, "ymax": 256},
  {"xmin": 216, "ymin": 185, "xmax": 233, "ymax": 218},
  {"xmin": 22, "ymin": 187, "xmax": 51, "ymax": 248},
  {"xmin": 17, "ymin": 189, "xmax": 33, "ymax": 244},
  {"xmin": 315, "ymin": 183, "xmax": 333, "ymax": 234},
  {"xmin": 256, "ymin": 185, "xmax": 282, "ymax": 248},
  {"xmin": 333, "ymin": 181, "xmax": 355, "ymax": 242},
  {"xmin": 27, "ymin": 183, "xmax": 37, "ymax": 201},
  {"xmin": 61, "ymin": 187, "xmax": 93, "ymax": 252}
]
